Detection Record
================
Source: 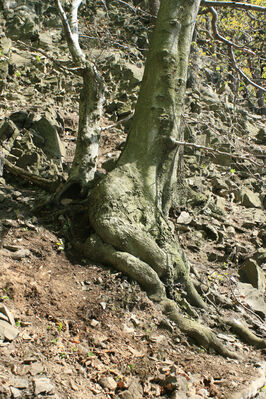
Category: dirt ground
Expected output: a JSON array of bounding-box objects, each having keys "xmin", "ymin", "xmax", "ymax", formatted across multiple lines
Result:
[{"xmin": 0, "ymin": 173, "xmax": 265, "ymax": 399}]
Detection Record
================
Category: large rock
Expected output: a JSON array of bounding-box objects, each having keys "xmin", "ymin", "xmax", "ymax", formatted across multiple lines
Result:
[
  {"xmin": 0, "ymin": 36, "xmax": 11, "ymax": 83},
  {"xmin": 31, "ymin": 117, "xmax": 65, "ymax": 161},
  {"xmin": 237, "ymin": 282, "xmax": 266, "ymax": 318},
  {"xmin": 239, "ymin": 259, "xmax": 265, "ymax": 292},
  {"xmin": 0, "ymin": 319, "xmax": 19, "ymax": 341},
  {"xmin": 0, "ymin": 119, "xmax": 20, "ymax": 150},
  {"xmin": 237, "ymin": 187, "xmax": 261, "ymax": 208},
  {"xmin": 5, "ymin": 5, "xmax": 39, "ymax": 40}
]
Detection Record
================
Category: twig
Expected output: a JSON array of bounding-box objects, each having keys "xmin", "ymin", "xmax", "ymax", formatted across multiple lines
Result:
[
  {"xmin": 209, "ymin": 7, "xmax": 255, "ymax": 55},
  {"xmin": 209, "ymin": 7, "xmax": 266, "ymax": 93},
  {"xmin": 16, "ymin": 40, "xmax": 81, "ymax": 75},
  {"xmin": 100, "ymin": 113, "xmax": 133, "ymax": 131},
  {"xmin": 168, "ymin": 138, "xmax": 262, "ymax": 166}
]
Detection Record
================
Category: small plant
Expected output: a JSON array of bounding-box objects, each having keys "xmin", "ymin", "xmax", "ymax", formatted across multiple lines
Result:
[
  {"xmin": 15, "ymin": 71, "xmax": 21, "ymax": 78},
  {"xmin": 128, "ymin": 363, "xmax": 134, "ymax": 370},
  {"xmin": 50, "ymin": 338, "xmax": 57, "ymax": 345},
  {"xmin": 230, "ymin": 168, "xmax": 236, "ymax": 174},
  {"xmin": 87, "ymin": 351, "xmax": 94, "ymax": 357},
  {"xmin": 1, "ymin": 289, "xmax": 9, "ymax": 300},
  {"xmin": 35, "ymin": 55, "xmax": 41, "ymax": 62},
  {"xmin": 59, "ymin": 352, "xmax": 66, "ymax": 359},
  {"xmin": 15, "ymin": 320, "xmax": 21, "ymax": 327},
  {"xmin": 58, "ymin": 321, "xmax": 63, "ymax": 333},
  {"xmin": 56, "ymin": 239, "xmax": 64, "ymax": 251}
]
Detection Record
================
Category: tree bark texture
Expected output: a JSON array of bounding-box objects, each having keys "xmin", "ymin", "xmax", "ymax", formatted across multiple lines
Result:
[{"xmin": 79, "ymin": 0, "xmax": 266, "ymax": 355}]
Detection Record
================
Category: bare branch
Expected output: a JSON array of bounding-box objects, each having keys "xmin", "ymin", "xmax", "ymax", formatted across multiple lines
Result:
[
  {"xmin": 229, "ymin": 46, "xmax": 266, "ymax": 92},
  {"xmin": 209, "ymin": 7, "xmax": 266, "ymax": 92},
  {"xmin": 168, "ymin": 138, "xmax": 262, "ymax": 166},
  {"xmin": 100, "ymin": 113, "xmax": 134, "ymax": 131},
  {"xmin": 202, "ymin": 1, "xmax": 266, "ymax": 13},
  {"xmin": 16, "ymin": 40, "xmax": 82, "ymax": 75},
  {"xmin": 209, "ymin": 7, "xmax": 254, "ymax": 55}
]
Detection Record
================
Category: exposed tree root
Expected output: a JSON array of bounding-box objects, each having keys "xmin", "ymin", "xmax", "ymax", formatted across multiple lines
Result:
[
  {"xmin": 79, "ymin": 166, "xmax": 266, "ymax": 358},
  {"xmin": 83, "ymin": 233, "xmax": 239, "ymax": 358},
  {"xmin": 160, "ymin": 299, "xmax": 239, "ymax": 359},
  {"xmin": 224, "ymin": 319, "xmax": 266, "ymax": 349}
]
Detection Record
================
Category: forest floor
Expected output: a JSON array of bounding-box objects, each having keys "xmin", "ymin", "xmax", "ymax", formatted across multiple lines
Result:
[{"xmin": 0, "ymin": 137, "xmax": 265, "ymax": 398}]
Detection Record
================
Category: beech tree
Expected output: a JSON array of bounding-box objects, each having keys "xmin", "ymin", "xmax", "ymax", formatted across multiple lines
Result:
[{"xmin": 54, "ymin": 0, "xmax": 265, "ymax": 357}]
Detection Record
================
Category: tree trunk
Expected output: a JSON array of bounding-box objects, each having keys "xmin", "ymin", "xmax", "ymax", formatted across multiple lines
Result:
[
  {"xmin": 55, "ymin": 0, "xmax": 104, "ymax": 198},
  {"xmin": 79, "ymin": 0, "xmax": 244, "ymax": 357},
  {"xmin": 67, "ymin": 66, "xmax": 103, "ymax": 195}
]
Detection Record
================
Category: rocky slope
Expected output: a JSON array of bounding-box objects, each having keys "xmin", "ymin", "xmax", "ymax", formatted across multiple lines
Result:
[{"xmin": 0, "ymin": 1, "xmax": 265, "ymax": 398}]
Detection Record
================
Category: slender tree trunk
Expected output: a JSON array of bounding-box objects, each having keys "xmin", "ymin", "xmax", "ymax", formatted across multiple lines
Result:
[
  {"xmin": 55, "ymin": 0, "xmax": 104, "ymax": 197},
  {"xmin": 68, "ymin": 66, "xmax": 103, "ymax": 194}
]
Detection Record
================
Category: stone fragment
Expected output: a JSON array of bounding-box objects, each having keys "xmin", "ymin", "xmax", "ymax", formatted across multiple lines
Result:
[
  {"xmin": 34, "ymin": 377, "xmax": 54, "ymax": 395},
  {"xmin": 0, "ymin": 304, "xmax": 15, "ymax": 326},
  {"xmin": 211, "ymin": 177, "xmax": 228, "ymax": 191},
  {"xmin": 170, "ymin": 391, "xmax": 187, "ymax": 399},
  {"xmin": 237, "ymin": 283, "xmax": 266, "ymax": 318},
  {"xmin": 11, "ymin": 248, "xmax": 31, "ymax": 260},
  {"xmin": 118, "ymin": 377, "xmax": 143, "ymax": 399},
  {"xmin": 99, "ymin": 376, "xmax": 117, "ymax": 390},
  {"xmin": 0, "ymin": 119, "xmax": 20, "ymax": 145},
  {"xmin": 252, "ymin": 249, "xmax": 266, "ymax": 266},
  {"xmin": 0, "ymin": 320, "xmax": 19, "ymax": 341},
  {"xmin": 9, "ymin": 111, "xmax": 29, "ymax": 129},
  {"xmin": 10, "ymin": 387, "xmax": 22, "ymax": 398},
  {"xmin": 90, "ymin": 319, "xmax": 99, "ymax": 327},
  {"xmin": 31, "ymin": 117, "xmax": 65, "ymax": 161},
  {"xmin": 29, "ymin": 362, "xmax": 44, "ymax": 376},
  {"xmin": 238, "ymin": 187, "xmax": 261, "ymax": 208},
  {"xmin": 255, "ymin": 128, "xmax": 266, "ymax": 145},
  {"xmin": 176, "ymin": 212, "xmax": 192, "ymax": 225},
  {"xmin": 11, "ymin": 378, "xmax": 29, "ymax": 389},
  {"xmin": 202, "ymin": 223, "xmax": 219, "ymax": 241}
]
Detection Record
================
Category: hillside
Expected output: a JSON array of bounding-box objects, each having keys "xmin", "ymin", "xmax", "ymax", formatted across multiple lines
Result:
[{"xmin": 0, "ymin": 1, "xmax": 265, "ymax": 398}]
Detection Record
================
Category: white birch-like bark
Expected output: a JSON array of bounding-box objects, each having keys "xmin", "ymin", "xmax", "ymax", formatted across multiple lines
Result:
[{"xmin": 55, "ymin": 0, "xmax": 103, "ymax": 195}]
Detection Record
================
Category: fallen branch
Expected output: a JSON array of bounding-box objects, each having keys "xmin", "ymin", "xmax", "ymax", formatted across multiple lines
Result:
[{"xmin": 0, "ymin": 153, "xmax": 61, "ymax": 192}]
